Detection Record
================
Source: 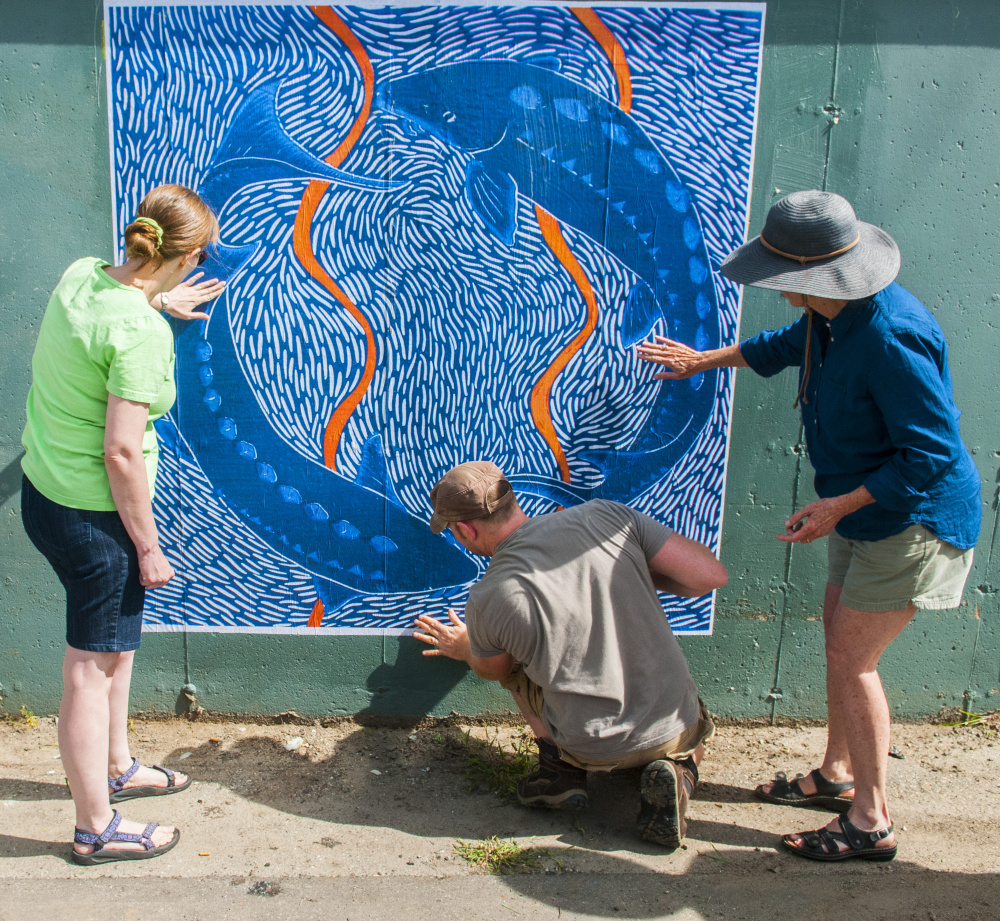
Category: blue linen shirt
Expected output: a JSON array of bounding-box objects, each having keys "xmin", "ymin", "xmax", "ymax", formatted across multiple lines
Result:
[{"xmin": 739, "ymin": 283, "xmax": 981, "ymax": 549}]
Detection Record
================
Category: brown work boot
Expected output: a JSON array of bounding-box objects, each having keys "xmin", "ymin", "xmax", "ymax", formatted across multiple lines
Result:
[
  {"xmin": 637, "ymin": 756, "xmax": 698, "ymax": 849},
  {"xmin": 516, "ymin": 739, "xmax": 588, "ymax": 809}
]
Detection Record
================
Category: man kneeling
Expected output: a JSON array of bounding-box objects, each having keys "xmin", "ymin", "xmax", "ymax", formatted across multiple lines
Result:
[{"xmin": 413, "ymin": 461, "xmax": 728, "ymax": 848}]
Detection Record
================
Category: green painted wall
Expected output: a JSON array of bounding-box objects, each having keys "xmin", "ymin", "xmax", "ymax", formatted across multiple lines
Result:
[{"xmin": 1, "ymin": 1, "xmax": 997, "ymax": 719}]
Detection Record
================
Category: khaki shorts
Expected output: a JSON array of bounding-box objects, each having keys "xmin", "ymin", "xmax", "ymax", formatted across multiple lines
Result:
[
  {"xmin": 500, "ymin": 666, "xmax": 716, "ymax": 772},
  {"xmin": 828, "ymin": 524, "xmax": 974, "ymax": 613}
]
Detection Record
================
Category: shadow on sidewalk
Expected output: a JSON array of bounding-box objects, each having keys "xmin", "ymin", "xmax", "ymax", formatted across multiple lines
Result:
[
  {"xmin": 159, "ymin": 726, "xmax": 778, "ymax": 857},
  {"xmin": 499, "ymin": 853, "xmax": 1000, "ymax": 920},
  {"xmin": 0, "ymin": 833, "xmax": 73, "ymax": 862},
  {"xmin": 0, "ymin": 779, "xmax": 70, "ymax": 802}
]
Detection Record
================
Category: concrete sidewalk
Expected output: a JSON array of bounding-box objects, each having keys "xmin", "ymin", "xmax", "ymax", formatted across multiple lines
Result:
[{"xmin": 1, "ymin": 716, "xmax": 997, "ymax": 920}]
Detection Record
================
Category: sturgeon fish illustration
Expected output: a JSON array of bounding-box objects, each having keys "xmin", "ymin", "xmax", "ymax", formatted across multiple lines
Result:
[
  {"xmin": 163, "ymin": 83, "xmax": 478, "ymax": 611},
  {"xmin": 375, "ymin": 61, "xmax": 720, "ymax": 503}
]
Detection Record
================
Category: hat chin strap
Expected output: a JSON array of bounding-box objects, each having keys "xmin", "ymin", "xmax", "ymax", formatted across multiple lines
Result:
[
  {"xmin": 792, "ymin": 309, "xmax": 814, "ymax": 411},
  {"xmin": 760, "ymin": 232, "xmax": 860, "ymax": 265}
]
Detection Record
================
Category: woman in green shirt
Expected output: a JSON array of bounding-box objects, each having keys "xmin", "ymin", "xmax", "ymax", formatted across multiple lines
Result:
[{"xmin": 21, "ymin": 184, "xmax": 223, "ymax": 864}]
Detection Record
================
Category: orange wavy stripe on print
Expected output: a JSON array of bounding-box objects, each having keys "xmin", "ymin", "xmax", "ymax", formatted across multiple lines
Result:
[
  {"xmin": 530, "ymin": 206, "xmax": 600, "ymax": 484},
  {"xmin": 308, "ymin": 599, "xmax": 325, "ymax": 628},
  {"xmin": 292, "ymin": 183, "xmax": 378, "ymax": 470},
  {"xmin": 291, "ymin": 8, "xmax": 378, "ymax": 476},
  {"xmin": 309, "ymin": 7, "xmax": 375, "ymax": 168},
  {"xmin": 570, "ymin": 8, "xmax": 632, "ymax": 114}
]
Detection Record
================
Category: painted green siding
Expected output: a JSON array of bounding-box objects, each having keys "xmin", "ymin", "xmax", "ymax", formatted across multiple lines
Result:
[{"xmin": 1, "ymin": 0, "xmax": 997, "ymax": 718}]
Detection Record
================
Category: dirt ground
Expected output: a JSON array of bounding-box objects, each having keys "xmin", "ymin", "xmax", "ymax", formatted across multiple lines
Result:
[{"xmin": 0, "ymin": 713, "xmax": 998, "ymax": 920}]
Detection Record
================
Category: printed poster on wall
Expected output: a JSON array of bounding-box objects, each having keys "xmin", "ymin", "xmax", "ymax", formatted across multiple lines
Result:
[{"xmin": 104, "ymin": 0, "xmax": 765, "ymax": 636}]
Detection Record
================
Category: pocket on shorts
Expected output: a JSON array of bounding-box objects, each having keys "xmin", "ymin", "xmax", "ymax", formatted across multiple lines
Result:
[
  {"xmin": 854, "ymin": 524, "xmax": 927, "ymax": 572},
  {"xmin": 844, "ymin": 524, "xmax": 930, "ymax": 608},
  {"xmin": 22, "ymin": 481, "xmax": 93, "ymax": 553}
]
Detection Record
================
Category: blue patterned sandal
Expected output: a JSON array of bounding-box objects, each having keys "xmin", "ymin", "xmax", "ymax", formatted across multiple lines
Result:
[
  {"xmin": 73, "ymin": 809, "xmax": 180, "ymax": 865},
  {"xmin": 781, "ymin": 815, "xmax": 897, "ymax": 863},
  {"xmin": 108, "ymin": 757, "xmax": 191, "ymax": 803}
]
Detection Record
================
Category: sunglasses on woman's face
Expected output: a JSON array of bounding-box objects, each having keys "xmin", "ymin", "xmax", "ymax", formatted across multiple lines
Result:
[{"xmin": 197, "ymin": 249, "xmax": 209, "ymax": 266}]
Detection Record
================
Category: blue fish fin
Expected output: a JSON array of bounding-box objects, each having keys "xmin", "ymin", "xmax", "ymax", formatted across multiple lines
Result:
[
  {"xmin": 355, "ymin": 434, "xmax": 406, "ymax": 511},
  {"xmin": 153, "ymin": 416, "xmax": 195, "ymax": 461},
  {"xmin": 522, "ymin": 54, "xmax": 563, "ymax": 73},
  {"xmin": 465, "ymin": 159, "xmax": 519, "ymax": 246},
  {"xmin": 505, "ymin": 473, "xmax": 589, "ymax": 507},
  {"xmin": 200, "ymin": 81, "xmax": 403, "ymax": 211},
  {"xmin": 312, "ymin": 578, "xmax": 357, "ymax": 619},
  {"xmin": 201, "ymin": 240, "xmax": 259, "ymax": 285},
  {"xmin": 164, "ymin": 242, "xmax": 258, "ymax": 338},
  {"xmin": 579, "ymin": 448, "xmax": 622, "ymax": 479},
  {"xmin": 620, "ymin": 282, "xmax": 658, "ymax": 347}
]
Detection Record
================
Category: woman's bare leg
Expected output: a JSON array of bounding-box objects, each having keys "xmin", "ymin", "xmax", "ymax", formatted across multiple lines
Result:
[
  {"xmin": 785, "ymin": 601, "xmax": 914, "ymax": 853},
  {"xmin": 61, "ymin": 647, "xmax": 116, "ymax": 832},
  {"xmin": 105, "ymin": 651, "xmax": 188, "ymax": 791},
  {"xmin": 107, "ymin": 650, "xmax": 135, "ymax": 776},
  {"xmin": 759, "ymin": 583, "xmax": 853, "ymax": 797},
  {"xmin": 60, "ymin": 646, "xmax": 177, "ymax": 854},
  {"xmin": 825, "ymin": 602, "xmax": 914, "ymax": 831},
  {"xmin": 816, "ymin": 583, "xmax": 854, "ymax": 786}
]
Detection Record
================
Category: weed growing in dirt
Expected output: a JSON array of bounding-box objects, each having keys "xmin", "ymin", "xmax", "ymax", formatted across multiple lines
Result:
[
  {"xmin": 453, "ymin": 837, "xmax": 544, "ymax": 874},
  {"xmin": 462, "ymin": 728, "xmax": 537, "ymax": 798},
  {"xmin": 3, "ymin": 706, "xmax": 38, "ymax": 729},
  {"xmin": 941, "ymin": 710, "xmax": 999, "ymax": 735}
]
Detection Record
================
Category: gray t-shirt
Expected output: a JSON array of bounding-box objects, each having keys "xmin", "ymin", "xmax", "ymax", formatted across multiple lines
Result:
[{"xmin": 465, "ymin": 500, "xmax": 701, "ymax": 759}]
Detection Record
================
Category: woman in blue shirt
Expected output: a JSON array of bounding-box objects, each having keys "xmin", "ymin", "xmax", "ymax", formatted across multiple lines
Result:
[{"xmin": 638, "ymin": 190, "xmax": 981, "ymax": 863}]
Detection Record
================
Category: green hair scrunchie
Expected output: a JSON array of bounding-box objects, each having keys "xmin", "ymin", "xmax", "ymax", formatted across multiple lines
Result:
[{"xmin": 134, "ymin": 216, "xmax": 164, "ymax": 249}]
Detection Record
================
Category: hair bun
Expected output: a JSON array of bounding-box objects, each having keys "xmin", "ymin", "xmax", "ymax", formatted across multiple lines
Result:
[{"xmin": 124, "ymin": 221, "xmax": 161, "ymax": 262}]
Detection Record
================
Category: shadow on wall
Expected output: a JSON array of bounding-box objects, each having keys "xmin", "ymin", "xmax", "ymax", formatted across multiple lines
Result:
[
  {"xmin": 359, "ymin": 638, "xmax": 472, "ymax": 718},
  {"xmin": 0, "ymin": 453, "xmax": 25, "ymax": 508}
]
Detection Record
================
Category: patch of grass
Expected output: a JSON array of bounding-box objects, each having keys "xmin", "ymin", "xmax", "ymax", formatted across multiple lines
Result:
[
  {"xmin": 462, "ymin": 727, "xmax": 537, "ymax": 798},
  {"xmin": 453, "ymin": 837, "xmax": 545, "ymax": 874}
]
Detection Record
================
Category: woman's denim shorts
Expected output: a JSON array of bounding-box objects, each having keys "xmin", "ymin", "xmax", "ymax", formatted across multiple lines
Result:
[{"xmin": 21, "ymin": 476, "xmax": 145, "ymax": 652}]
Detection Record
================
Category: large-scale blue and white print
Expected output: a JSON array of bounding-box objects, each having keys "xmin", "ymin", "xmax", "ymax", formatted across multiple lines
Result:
[{"xmin": 106, "ymin": 1, "xmax": 764, "ymax": 635}]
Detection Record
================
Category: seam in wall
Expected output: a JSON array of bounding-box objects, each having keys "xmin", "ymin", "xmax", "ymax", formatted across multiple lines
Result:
[
  {"xmin": 968, "ymin": 469, "xmax": 1000, "ymax": 692},
  {"xmin": 768, "ymin": 0, "xmax": 845, "ymax": 724}
]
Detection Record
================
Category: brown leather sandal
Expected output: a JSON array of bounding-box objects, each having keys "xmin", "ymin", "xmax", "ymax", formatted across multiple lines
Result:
[
  {"xmin": 781, "ymin": 815, "xmax": 897, "ymax": 862},
  {"xmin": 755, "ymin": 768, "xmax": 854, "ymax": 811}
]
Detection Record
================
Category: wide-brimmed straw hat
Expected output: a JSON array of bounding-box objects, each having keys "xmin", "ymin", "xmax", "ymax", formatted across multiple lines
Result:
[{"xmin": 720, "ymin": 190, "xmax": 900, "ymax": 300}]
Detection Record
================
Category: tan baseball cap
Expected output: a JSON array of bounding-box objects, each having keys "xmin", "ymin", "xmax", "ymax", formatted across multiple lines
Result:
[{"xmin": 428, "ymin": 461, "xmax": 514, "ymax": 534}]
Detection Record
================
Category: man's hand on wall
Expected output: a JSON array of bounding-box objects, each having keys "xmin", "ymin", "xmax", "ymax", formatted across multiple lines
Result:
[{"xmin": 413, "ymin": 608, "xmax": 472, "ymax": 662}]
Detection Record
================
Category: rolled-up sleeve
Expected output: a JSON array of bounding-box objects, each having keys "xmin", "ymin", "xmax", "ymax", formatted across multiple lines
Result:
[
  {"xmin": 739, "ymin": 315, "xmax": 809, "ymax": 378},
  {"xmin": 863, "ymin": 331, "xmax": 962, "ymax": 512}
]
